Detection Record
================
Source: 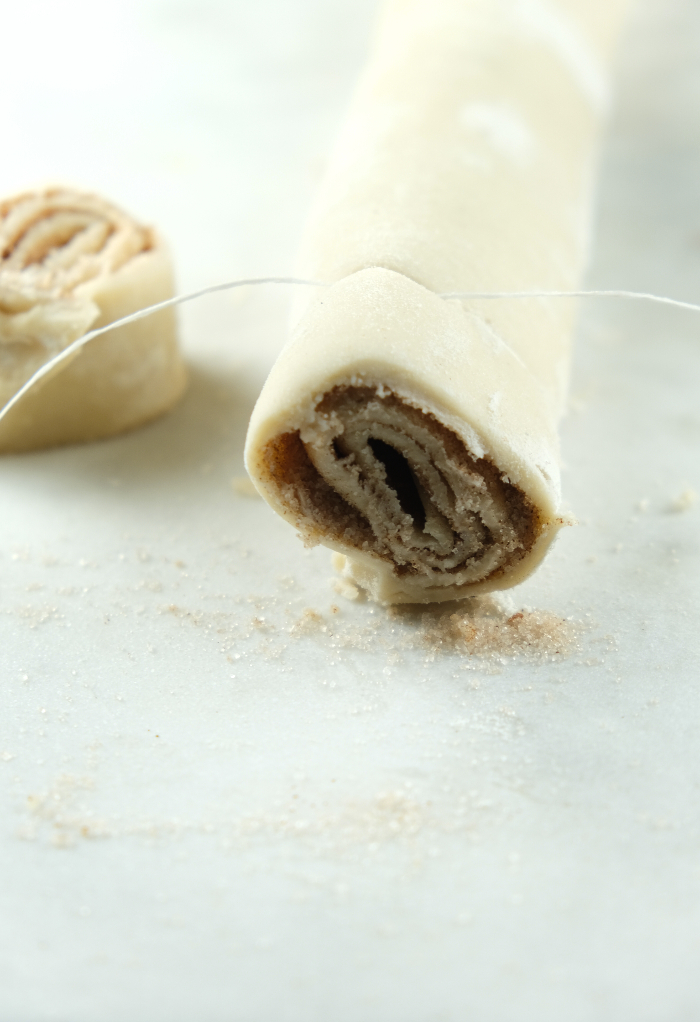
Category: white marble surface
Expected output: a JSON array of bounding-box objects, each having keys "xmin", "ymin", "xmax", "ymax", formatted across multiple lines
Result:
[{"xmin": 1, "ymin": 1, "xmax": 700, "ymax": 1020}]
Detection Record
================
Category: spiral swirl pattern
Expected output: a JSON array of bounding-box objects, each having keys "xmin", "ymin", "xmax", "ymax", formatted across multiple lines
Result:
[
  {"xmin": 261, "ymin": 385, "xmax": 539, "ymax": 597},
  {"xmin": 0, "ymin": 187, "xmax": 185, "ymax": 452}
]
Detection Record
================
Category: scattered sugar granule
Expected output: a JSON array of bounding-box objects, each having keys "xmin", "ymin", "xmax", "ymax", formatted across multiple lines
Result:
[
  {"xmin": 668, "ymin": 488, "xmax": 697, "ymax": 513},
  {"xmin": 289, "ymin": 609, "xmax": 327, "ymax": 635},
  {"xmin": 231, "ymin": 475, "xmax": 261, "ymax": 498},
  {"xmin": 417, "ymin": 595, "xmax": 578, "ymax": 659}
]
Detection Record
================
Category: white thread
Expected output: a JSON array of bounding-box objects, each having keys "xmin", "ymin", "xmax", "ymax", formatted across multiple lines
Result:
[
  {"xmin": 1, "ymin": 279, "xmax": 699, "ymax": 425},
  {"xmin": 0, "ymin": 277, "xmax": 328, "ymax": 425},
  {"xmin": 439, "ymin": 288, "xmax": 700, "ymax": 311}
]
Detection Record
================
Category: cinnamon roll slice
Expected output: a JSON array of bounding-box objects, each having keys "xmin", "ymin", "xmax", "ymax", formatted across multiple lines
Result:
[{"xmin": 0, "ymin": 187, "xmax": 186, "ymax": 452}]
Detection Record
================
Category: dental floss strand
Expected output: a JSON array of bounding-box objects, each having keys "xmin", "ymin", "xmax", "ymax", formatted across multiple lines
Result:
[{"xmin": 1, "ymin": 278, "xmax": 698, "ymax": 424}]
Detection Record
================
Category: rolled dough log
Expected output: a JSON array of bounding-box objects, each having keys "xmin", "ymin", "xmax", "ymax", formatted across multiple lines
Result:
[
  {"xmin": 0, "ymin": 187, "xmax": 186, "ymax": 453},
  {"xmin": 245, "ymin": 0, "xmax": 630, "ymax": 604}
]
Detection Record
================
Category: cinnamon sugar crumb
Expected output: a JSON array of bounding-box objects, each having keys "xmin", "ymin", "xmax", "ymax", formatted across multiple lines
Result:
[
  {"xmin": 413, "ymin": 595, "xmax": 578, "ymax": 659},
  {"xmin": 289, "ymin": 608, "xmax": 327, "ymax": 635}
]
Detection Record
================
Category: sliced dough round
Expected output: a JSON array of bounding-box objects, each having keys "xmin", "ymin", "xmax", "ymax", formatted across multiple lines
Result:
[{"xmin": 0, "ymin": 187, "xmax": 186, "ymax": 452}]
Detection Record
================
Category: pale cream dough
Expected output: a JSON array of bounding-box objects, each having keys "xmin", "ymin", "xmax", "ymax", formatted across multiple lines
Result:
[
  {"xmin": 245, "ymin": 0, "xmax": 631, "ymax": 604},
  {"xmin": 0, "ymin": 187, "xmax": 186, "ymax": 453}
]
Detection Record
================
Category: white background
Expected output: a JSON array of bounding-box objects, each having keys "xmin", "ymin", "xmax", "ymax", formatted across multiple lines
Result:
[{"xmin": 1, "ymin": 1, "xmax": 700, "ymax": 1019}]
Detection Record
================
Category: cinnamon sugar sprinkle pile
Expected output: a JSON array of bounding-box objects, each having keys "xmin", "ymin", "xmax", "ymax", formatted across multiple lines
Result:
[
  {"xmin": 159, "ymin": 586, "xmax": 579, "ymax": 664},
  {"xmin": 397, "ymin": 594, "xmax": 579, "ymax": 660}
]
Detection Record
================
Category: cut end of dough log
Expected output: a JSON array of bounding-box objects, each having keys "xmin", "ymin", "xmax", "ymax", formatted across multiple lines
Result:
[
  {"xmin": 0, "ymin": 186, "xmax": 187, "ymax": 453},
  {"xmin": 261, "ymin": 382, "xmax": 543, "ymax": 570},
  {"xmin": 245, "ymin": 268, "xmax": 566, "ymax": 604},
  {"xmin": 251, "ymin": 382, "xmax": 553, "ymax": 605}
]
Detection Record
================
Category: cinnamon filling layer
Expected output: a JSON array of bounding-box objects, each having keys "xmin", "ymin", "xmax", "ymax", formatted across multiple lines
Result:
[
  {"xmin": 260, "ymin": 385, "xmax": 540, "ymax": 585},
  {"xmin": 0, "ymin": 189, "xmax": 152, "ymax": 313}
]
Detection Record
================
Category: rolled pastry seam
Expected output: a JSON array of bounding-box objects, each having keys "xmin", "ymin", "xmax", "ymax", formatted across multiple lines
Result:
[
  {"xmin": 0, "ymin": 188, "xmax": 186, "ymax": 452},
  {"xmin": 245, "ymin": 0, "xmax": 629, "ymax": 604}
]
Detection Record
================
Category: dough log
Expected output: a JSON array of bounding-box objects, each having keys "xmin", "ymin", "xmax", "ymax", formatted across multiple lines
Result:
[
  {"xmin": 245, "ymin": 0, "xmax": 630, "ymax": 604},
  {"xmin": 0, "ymin": 187, "xmax": 186, "ymax": 453}
]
